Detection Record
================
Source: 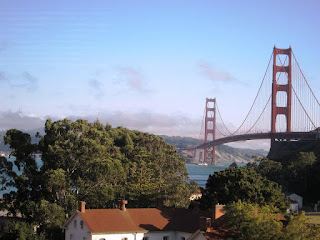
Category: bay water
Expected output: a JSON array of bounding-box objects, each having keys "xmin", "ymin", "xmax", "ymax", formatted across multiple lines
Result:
[{"xmin": 186, "ymin": 163, "xmax": 231, "ymax": 188}]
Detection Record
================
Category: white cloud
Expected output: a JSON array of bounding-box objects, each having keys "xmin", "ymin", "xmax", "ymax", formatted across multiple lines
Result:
[
  {"xmin": 0, "ymin": 71, "xmax": 39, "ymax": 93},
  {"xmin": 199, "ymin": 61, "xmax": 235, "ymax": 82},
  {"xmin": 88, "ymin": 79, "xmax": 104, "ymax": 99},
  {"xmin": 0, "ymin": 111, "xmax": 45, "ymax": 131},
  {"xmin": 115, "ymin": 67, "xmax": 148, "ymax": 93},
  {"xmin": 0, "ymin": 110, "xmax": 269, "ymax": 150}
]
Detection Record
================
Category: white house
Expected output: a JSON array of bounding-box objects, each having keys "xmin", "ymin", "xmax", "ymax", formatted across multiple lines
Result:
[
  {"xmin": 287, "ymin": 199, "xmax": 299, "ymax": 213},
  {"xmin": 288, "ymin": 193, "xmax": 303, "ymax": 209},
  {"xmin": 64, "ymin": 201, "xmax": 224, "ymax": 240}
]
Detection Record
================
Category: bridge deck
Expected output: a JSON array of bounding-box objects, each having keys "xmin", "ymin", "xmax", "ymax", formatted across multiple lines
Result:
[{"xmin": 197, "ymin": 131, "xmax": 318, "ymax": 148}]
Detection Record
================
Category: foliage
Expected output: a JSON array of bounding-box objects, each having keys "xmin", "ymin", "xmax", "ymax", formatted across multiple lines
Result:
[
  {"xmin": 201, "ymin": 166, "xmax": 289, "ymax": 212},
  {"xmin": 158, "ymin": 135, "xmax": 199, "ymax": 149},
  {"xmin": 2, "ymin": 129, "xmax": 42, "ymax": 217},
  {"xmin": 251, "ymin": 152, "xmax": 318, "ymax": 203},
  {"xmin": 281, "ymin": 212, "xmax": 320, "ymax": 240},
  {"xmin": 0, "ymin": 119, "xmax": 198, "ymax": 239},
  {"xmin": 224, "ymin": 201, "xmax": 283, "ymax": 240},
  {"xmin": 247, "ymin": 158, "xmax": 284, "ymax": 185},
  {"xmin": 224, "ymin": 201, "xmax": 320, "ymax": 240},
  {"xmin": 0, "ymin": 221, "xmax": 45, "ymax": 240}
]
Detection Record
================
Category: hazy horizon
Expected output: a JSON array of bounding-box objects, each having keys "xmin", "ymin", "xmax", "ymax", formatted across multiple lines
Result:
[{"xmin": 1, "ymin": 0, "xmax": 319, "ymax": 151}]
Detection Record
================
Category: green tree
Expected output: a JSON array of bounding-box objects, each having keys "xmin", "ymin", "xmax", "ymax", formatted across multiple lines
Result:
[
  {"xmin": 252, "ymin": 153, "xmax": 318, "ymax": 203},
  {"xmin": 165, "ymin": 180, "xmax": 199, "ymax": 208},
  {"xmin": 0, "ymin": 221, "xmax": 45, "ymax": 240},
  {"xmin": 1, "ymin": 129, "xmax": 41, "ymax": 217},
  {"xmin": 126, "ymin": 149, "xmax": 161, "ymax": 207},
  {"xmin": 286, "ymin": 152, "xmax": 316, "ymax": 181},
  {"xmin": 201, "ymin": 166, "xmax": 289, "ymax": 212},
  {"xmin": 0, "ymin": 156, "xmax": 15, "ymax": 192},
  {"xmin": 34, "ymin": 200, "xmax": 65, "ymax": 240},
  {"xmin": 224, "ymin": 201, "xmax": 283, "ymax": 240},
  {"xmin": 281, "ymin": 212, "xmax": 320, "ymax": 240},
  {"xmin": 1, "ymin": 118, "xmax": 198, "ymax": 239},
  {"xmin": 223, "ymin": 201, "xmax": 320, "ymax": 240},
  {"xmin": 249, "ymin": 158, "xmax": 287, "ymax": 190}
]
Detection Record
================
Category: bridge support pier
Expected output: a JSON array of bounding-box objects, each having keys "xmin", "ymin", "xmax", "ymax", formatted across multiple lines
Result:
[
  {"xmin": 271, "ymin": 46, "xmax": 292, "ymax": 144},
  {"xmin": 204, "ymin": 98, "xmax": 216, "ymax": 165}
]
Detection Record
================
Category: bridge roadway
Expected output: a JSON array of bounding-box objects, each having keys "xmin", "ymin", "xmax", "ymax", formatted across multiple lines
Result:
[{"xmin": 197, "ymin": 131, "xmax": 319, "ymax": 149}]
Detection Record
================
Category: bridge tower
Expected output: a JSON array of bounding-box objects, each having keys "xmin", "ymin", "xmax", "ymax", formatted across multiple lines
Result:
[
  {"xmin": 204, "ymin": 98, "xmax": 216, "ymax": 165},
  {"xmin": 271, "ymin": 46, "xmax": 292, "ymax": 144}
]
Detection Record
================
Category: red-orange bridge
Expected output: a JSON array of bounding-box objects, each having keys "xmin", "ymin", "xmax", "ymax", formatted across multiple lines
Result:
[{"xmin": 196, "ymin": 46, "xmax": 320, "ymax": 165}]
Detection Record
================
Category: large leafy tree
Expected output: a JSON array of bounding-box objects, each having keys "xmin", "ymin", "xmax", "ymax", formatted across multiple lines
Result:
[
  {"xmin": 281, "ymin": 212, "xmax": 320, "ymax": 240},
  {"xmin": 223, "ymin": 201, "xmax": 320, "ymax": 240},
  {"xmin": 1, "ymin": 119, "xmax": 196, "ymax": 239},
  {"xmin": 224, "ymin": 201, "xmax": 283, "ymax": 240},
  {"xmin": 0, "ymin": 221, "xmax": 45, "ymax": 240},
  {"xmin": 251, "ymin": 152, "xmax": 318, "ymax": 202},
  {"xmin": 201, "ymin": 166, "xmax": 289, "ymax": 212},
  {"xmin": 1, "ymin": 129, "xmax": 42, "ymax": 217}
]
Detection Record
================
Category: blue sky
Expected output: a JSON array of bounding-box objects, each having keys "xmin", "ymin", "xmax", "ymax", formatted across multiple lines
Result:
[{"xmin": 0, "ymin": 0, "xmax": 320, "ymax": 149}]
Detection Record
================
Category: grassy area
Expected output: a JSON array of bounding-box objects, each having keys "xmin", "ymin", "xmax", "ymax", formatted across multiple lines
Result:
[{"xmin": 306, "ymin": 215, "xmax": 320, "ymax": 224}]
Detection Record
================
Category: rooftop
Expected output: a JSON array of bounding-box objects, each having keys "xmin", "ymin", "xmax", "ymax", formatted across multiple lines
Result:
[{"xmin": 77, "ymin": 207, "xmax": 211, "ymax": 233}]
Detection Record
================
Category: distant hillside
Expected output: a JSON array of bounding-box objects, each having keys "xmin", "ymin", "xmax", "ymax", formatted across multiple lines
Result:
[
  {"xmin": 159, "ymin": 135, "xmax": 268, "ymax": 165},
  {"xmin": 158, "ymin": 135, "xmax": 199, "ymax": 149},
  {"xmin": 0, "ymin": 130, "xmax": 267, "ymax": 165}
]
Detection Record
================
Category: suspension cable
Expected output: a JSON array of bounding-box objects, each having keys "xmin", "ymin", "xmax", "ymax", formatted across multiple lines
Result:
[
  {"xmin": 227, "ymin": 51, "xmax": 273, "ymax": 135},
  {"xmin": 197, "ymin": 105, "xmax": 206, "ymax": 146},
  {"xmin": 292, "ymin": 51, "xmax": 320, "ymax": 106},
  {"xmin": 244, "ymin": 55, "xmax": 288, "ymax": 133},
  {"xmin": 216, "ymin": 102, "xmax": 232, "ymax": 135},
  {"xmin": 215, "ymin": 124, "xmax": 229, "ymax": 137},
  {"xmin": 292, "ymin": 85, "xmax": 316, "ymax": 128}
]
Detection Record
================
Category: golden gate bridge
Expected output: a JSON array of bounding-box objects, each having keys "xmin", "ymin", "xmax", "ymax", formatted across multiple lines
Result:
[{"xmin": 196, "ymin": 46, "xmax": 320, "ymax": 165}]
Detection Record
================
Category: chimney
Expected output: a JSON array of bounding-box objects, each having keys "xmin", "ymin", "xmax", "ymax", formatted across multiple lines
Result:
[
  {"xmin": 213, "ymin": 204, "xmax": 225, "ymax": 220},
  {"xmin": 78, "ymin": 201, "xmax": 86, "ymax": 213},
  {"xmin": 118, "ymin": 200, "xmax": 128, "ymax": 211}
]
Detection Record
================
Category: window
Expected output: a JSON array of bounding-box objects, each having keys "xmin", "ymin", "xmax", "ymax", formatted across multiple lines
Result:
[
  {"xmin": 80, "ymin": 220, "xmax": 84, "ymax": 229},
  {"xmin": 163, "ymin": 236, "xmax": 169, "ymax": 240},
  {"xmin": 74, "ymin": 220, "xmax": 77, "ymax": 228}
]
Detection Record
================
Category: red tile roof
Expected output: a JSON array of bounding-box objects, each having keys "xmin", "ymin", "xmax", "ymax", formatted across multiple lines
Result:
[{"xmin": 78, "ymin": 208, "xmax": 211, "ymax": 233}]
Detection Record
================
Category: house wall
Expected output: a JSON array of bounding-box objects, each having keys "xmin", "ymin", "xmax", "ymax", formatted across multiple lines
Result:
[
  {"xmin": 291, "ymin": 203, "xmax": 299, "ymax": 212},
  {"xmin": 289, "ymin": 194, "xmax": 303, "ymax": 209},
  {"xmin": 92, "ymin": 232, "xmax": 143, "ymax": 240},
  {"xmin": 65, "ymin": 214, "xmax": 91, "ymax": 240},
  {"xmin": 187, "ymin": 231, "xmax": 207, "ymax": 240},
  {"xmin": 92, "ymin": 231, "xmax": 192, "ymax": 240},
  {"xmin": 287, "ymin": 203, "xmax": 299, "ymax": 213}
]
